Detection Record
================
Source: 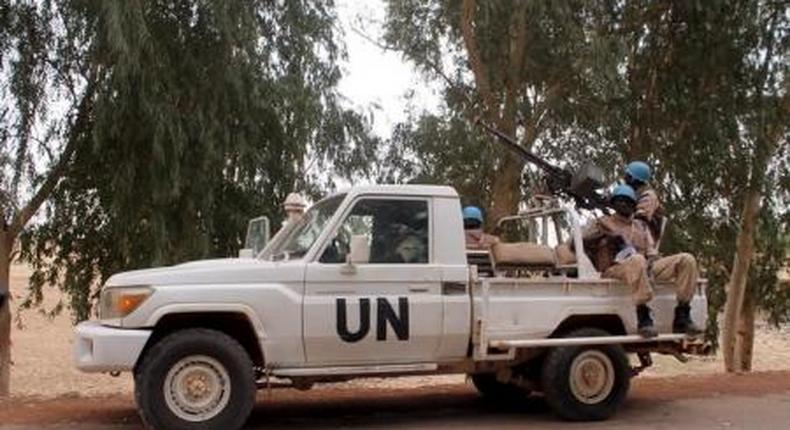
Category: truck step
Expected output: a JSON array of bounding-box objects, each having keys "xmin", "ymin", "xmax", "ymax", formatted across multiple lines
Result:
[
  {"xmin": 273, "ymin": 362, "xmax": 439, "ymax": 377},
  {"xmin": 489, "ymin": 333, "xmax": 691, "ymax": 349}
]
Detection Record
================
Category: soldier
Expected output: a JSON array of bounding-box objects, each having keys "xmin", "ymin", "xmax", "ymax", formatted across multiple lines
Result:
[
  {"xmin": 462, "ymin": 206, "xmax": 499, "ymax": 250},
  {"xmin": 283, "ymin": 192, "xmax": 307, "ymax": 225},
  {"xmin": 582, "ymin": 185, "xmax": 701, "ymax": 338},
  {"xmin": 623, "ymin": 161, "xmax": 665, "ymax": 242}
]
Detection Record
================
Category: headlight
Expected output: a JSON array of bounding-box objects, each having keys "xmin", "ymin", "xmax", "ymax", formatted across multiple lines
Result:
[{"xmin": 99, "ymin": 286, "xmax": 153, "ymax": 320}]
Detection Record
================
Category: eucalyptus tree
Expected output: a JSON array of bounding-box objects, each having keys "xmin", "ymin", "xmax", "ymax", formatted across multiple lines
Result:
[
  {"xmin": 380, "ymin": 0, "xmax": 789, "ymax": 374},
  {"xmin": 716, "ymin": 1, "xmax": 789, "ymax": 372},
  {"xmin": 381, "ymin": 0, "xmax": 625, "ymax": 222},
  {"xmin": 0, "ymin": 0, "xmax": 92, "ymax": 397},
  {"xmin": 619, "ymin": 0, "xmax": 789, "ymax": 371},
  {"xmin": 1, "ymin": 0, "xmax": 376, "ymax": 396}
]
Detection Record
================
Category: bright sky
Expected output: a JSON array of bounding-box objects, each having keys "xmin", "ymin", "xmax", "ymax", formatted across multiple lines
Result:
[{"xmin": 335, "ymin": 0, "xmax": 441, "ymax": 139}]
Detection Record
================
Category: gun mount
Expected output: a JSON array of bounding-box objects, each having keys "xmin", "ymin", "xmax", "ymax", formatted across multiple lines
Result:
[{"xmin": 477, "ymin": 120, "xmax": 609, "ymax": 211}]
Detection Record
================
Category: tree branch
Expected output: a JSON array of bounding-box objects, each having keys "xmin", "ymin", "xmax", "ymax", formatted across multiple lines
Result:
[
  {"xmin": 503, "ymin": 1, "xmax": 529, "ymax": 129},
  {"xmin": 349, "ymin": 26, "xmax": 459, "ymax": 91},
  {"xmin": 460, "ymin": 0, "xmax": 497, "ymax": 120},
  {"xmin": 8, "ymin": 80, "xmax": 96, "ymax": 239}
]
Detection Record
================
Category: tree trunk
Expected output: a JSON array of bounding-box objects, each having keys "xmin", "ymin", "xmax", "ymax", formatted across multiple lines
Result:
[
  {"xmin": 488, "ymin": 154, "xmax": 523, "ymax": 226},
  {"xmin": 735, "ymin": 289, "xmax": 756, "ymax": 372},
  {"xmin": 722, "ymin": 188, "xmax": 761, "ymax": 372},
  {"xmin": 0, "ymin": 229, "xmax": 12, "ymax": 396}
]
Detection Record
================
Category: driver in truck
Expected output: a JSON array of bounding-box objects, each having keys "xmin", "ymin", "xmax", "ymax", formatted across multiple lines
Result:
[
  {"xmin": 582, "ymin": 184, "xmax": 702, "ymax": 338},
  {"xmin": 463, "ymin": 206, "xmax": 499, "ymax": 250}
]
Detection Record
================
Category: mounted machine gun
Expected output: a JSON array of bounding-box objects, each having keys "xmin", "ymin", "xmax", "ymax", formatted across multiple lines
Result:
[{"xmin": 476, "ymin": 120, "xmax": 610, "ymax": 212}]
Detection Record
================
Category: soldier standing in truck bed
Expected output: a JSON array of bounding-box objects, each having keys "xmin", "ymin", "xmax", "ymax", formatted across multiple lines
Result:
[{"xmin": 623, "ymin": 161, "xmax": 665, "ymax": 242}]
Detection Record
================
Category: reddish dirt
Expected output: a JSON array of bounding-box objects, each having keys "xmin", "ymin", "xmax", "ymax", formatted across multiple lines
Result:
[{"xmin": 2, "ymin": 370, "xmax": 790, "ymax": 427}]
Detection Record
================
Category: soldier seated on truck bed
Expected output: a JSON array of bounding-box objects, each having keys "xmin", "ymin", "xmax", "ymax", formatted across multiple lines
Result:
[
  {"xmin": 463, "ymin": 206, "xmax": 499, "ymax": 250},
  {"xmin": 581, "ymin": 184, "xmax": 702, "ymax": 338}
]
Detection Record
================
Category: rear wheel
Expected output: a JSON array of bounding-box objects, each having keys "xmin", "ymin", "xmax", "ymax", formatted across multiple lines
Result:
[
  {"xmin": 541, "ymin": 328, "xmax": 630, "ymax": 421},
  {"xmin": 470, "ymin": 373, "xmax": 531, "ymax": 400},
  {"xmin": 134, "ymin": 328, "xmax": 256, "ymax": 430}
]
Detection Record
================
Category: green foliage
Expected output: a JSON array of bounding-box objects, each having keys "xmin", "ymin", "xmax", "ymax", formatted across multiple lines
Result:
[
  {"xmin": 381, "ymin": 0, "xmax": 628, "ymax": 221},
  {"xmin": 382, "ymin": 0, "xmax": 790, "ymax": 332},
  {"xmin": 2, "ymin": 1, "xmax": 378, "ymax": 321}
]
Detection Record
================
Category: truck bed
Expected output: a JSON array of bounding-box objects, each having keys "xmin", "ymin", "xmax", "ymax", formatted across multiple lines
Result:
[{"xmin": 472, "ymin": 274, "xmax": 708, "ymax": 357}]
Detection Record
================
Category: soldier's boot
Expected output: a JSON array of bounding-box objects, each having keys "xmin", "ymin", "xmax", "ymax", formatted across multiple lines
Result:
[
  {"xmin": 673, "ymin": 302, "xmax": 703, "ymax": 336},
  {"xmin": 636, "ymin": 304, "xmax": 658, "ymax": 338}
]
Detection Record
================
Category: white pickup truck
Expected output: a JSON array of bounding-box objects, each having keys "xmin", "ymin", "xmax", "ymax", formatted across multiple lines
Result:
[{"xmin": 73, "ymin": 185, "xmax": 708, "ymax": 430}]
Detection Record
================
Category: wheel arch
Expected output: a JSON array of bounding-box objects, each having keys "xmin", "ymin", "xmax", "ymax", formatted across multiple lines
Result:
[
  {"xmin": 135, "ymin": 311, "xmax": 266, "ymax": 371},
  {"xmin": 550, "ymin": 314, "xmax": 627, "ymax": 338}
]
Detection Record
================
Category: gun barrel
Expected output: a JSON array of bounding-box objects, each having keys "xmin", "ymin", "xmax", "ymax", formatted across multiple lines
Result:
[
  {"xmin": 475, "ymin": 121, "xmax": 567, "ymax": 178},
  {"xmin": 476, "ymin": 119, "xmax": 610, "ymax": 212}
]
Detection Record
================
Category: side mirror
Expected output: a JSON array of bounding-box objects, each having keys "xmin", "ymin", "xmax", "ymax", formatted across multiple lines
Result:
[
  {"xmin": 347, "ymin": 235, "xmax": 370, "ymax": 265},
  {"xmin": 242, "ymin": 216, "xmax": 270, "ymax": 258}
]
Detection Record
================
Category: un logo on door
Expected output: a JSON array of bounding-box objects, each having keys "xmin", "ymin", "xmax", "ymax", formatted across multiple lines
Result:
[{"xmin": 335, "ymin": 297, "xmax": 409, "ymax": 342}]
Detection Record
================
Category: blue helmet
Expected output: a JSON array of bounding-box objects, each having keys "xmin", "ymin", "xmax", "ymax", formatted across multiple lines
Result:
[
  {"xmin": 611, "ymin": 184, "xmax": 637, "ymax": 203},
  {"xmin": 625, "ymin": 161, "xmax": 651, "ymax": 184},
  {"xmin": 462, "ymin": 206, "xmax": 484, "ymax": 223}
]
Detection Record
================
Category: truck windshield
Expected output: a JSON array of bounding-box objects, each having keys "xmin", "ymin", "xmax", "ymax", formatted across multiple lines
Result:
[{"xmin": 266, "ymin": 194, "xmax": 345, "ymax": 261}]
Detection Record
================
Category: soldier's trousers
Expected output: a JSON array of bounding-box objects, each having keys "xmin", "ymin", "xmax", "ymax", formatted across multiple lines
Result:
[{"xmin": 603, "ymin": 253, "xmax": 698, "ymax": 305}]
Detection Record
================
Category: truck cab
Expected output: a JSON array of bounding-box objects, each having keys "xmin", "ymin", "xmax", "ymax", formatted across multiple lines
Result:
[{"xmin": 73, "ymin": 184, "xmax": 708, "ymax": 430}]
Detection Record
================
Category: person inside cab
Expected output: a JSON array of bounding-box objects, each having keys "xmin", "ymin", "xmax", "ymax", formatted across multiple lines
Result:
[
  {"xmin": 582, "ymin": 185, "xmax": 702, "ymax": 338},
  {"xmin": 463, "ymin": 206, "xmax": 499, "ymax": 250},
  {"xmin": 623, "ymin": 161, "xmax": 664, "ymax": 242},
  {"xmin": 393, "ymin": 234, "xmax": 425, "ymax": 263}
]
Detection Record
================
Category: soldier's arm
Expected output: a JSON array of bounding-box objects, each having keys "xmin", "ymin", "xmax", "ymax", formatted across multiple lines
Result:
[
  {"xmin": 643, "ymin": 221, "xmax": 659, "ymax": 259},
  {"xmin": 581, "ymin": 220, "xmax": 605, "ymax": 247},
  {"xmin": 635, "ymin": 189, "xmax": 659, "ymax": 221}
]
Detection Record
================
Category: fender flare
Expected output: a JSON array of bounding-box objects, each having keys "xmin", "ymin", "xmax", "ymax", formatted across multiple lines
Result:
[{"xmin": 143, "ymin": 303, "xmax": 269, "ymax": 358}]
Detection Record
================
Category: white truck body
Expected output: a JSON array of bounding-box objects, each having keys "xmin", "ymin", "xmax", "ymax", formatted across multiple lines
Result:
[{"xmin": 73, "ymin": 184, "xmax": 708, "ymax": 428}]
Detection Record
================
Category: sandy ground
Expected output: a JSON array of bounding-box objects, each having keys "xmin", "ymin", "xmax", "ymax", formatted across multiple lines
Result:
[
  {"xmin": 3, "ymin": 371, "xmax": 790, "ymax": 428},
  {"xmin": 6, "ymin": 263, "xmax": 790, "ymax": 398}
]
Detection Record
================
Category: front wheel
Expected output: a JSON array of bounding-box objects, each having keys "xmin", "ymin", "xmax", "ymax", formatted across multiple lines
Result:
[
  {"xmin": 541, "ymin": 328, "xmax": 630, "ymax": 421},
  {"xmin": 134, "ymin": 328, "xmax": 256, "ymax": 430}
]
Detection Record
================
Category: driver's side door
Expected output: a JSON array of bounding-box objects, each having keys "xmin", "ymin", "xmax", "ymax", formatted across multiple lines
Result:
[{"xmin": 302, "ymin": 197, "xmax": 444, "ymax": 365}]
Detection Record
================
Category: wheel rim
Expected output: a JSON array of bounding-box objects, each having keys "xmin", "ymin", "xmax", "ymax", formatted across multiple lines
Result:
[
  {"xmin": 568, "ymin": 350, "xmax": 615, "ymax": 405},
  {"xmin": 164, "ymin": 355, "xmax": 232, "ymax": 422}
]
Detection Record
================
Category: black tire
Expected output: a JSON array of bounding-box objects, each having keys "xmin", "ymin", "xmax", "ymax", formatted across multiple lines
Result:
[
  {"xmin": 470, "ymin": 373, "xmax": 531, "ymax": 400},
  {"xmin": 541, "ymin": 328, "xmax": 630, "ymax": 421},
  {"xmin": 134, "ymin": 328, "xmax": 256, "ymax": 430}
]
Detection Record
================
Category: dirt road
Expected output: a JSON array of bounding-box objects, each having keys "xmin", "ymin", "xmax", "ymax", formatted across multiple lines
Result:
[{"xmin": 3, "ymin": 370, "xmax": 790, "ymax": 429}]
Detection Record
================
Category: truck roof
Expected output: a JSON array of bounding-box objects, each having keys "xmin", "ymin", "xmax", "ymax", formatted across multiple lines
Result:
[{"xmin": 337, "ymin": 184, "xmax": 459, "ymax": 199}]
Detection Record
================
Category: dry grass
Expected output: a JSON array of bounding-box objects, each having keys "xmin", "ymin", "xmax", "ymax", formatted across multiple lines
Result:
[{"xmin": 7, "ymin": 263, "xmax": 790, "ymax": 398}]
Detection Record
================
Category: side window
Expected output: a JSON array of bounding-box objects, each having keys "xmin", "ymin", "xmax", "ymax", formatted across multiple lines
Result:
[{"xmin": 320, "ymin": 199, "xmax": 429, "ymax": 264}]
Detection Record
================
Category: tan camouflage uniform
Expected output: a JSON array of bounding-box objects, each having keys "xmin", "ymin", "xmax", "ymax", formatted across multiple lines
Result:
[
  {"xmin": 582, "ymin": 214, "xmax": 698, "ymax": 305},
  {"xmin": 464, "ymin": 229, "xmax": 500, "ymax": 250}
]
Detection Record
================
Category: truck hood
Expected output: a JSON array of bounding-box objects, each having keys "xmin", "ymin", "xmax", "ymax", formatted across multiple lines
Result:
[{"xmin": 105, "ymin": 258, "xmax": 304, "ymax": 287}]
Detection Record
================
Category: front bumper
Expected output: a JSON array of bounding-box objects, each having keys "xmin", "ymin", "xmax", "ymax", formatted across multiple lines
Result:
[{"xmin": 73, "ymin": 321, "xmax": 152, "ymax": 373}]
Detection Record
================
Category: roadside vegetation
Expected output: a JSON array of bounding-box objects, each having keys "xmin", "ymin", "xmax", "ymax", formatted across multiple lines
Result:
[{"xmin": 0, "ymin": 0, "xmax": 788, "ymax": 396}]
